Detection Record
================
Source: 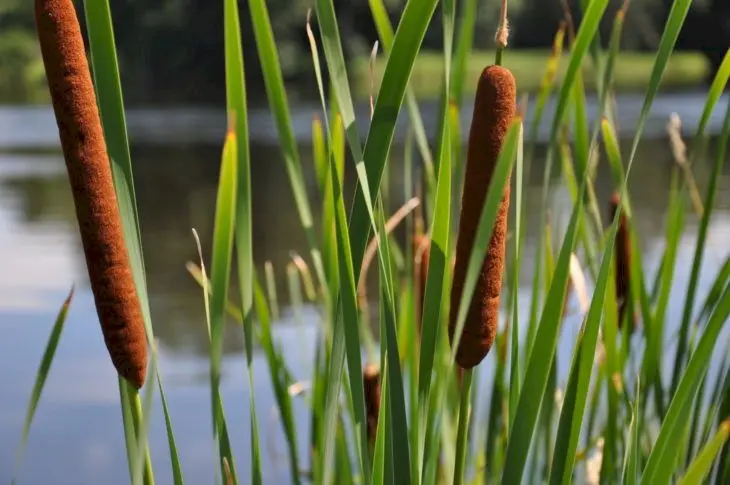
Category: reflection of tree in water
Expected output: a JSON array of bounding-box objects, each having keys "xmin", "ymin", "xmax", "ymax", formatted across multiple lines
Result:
[
  {"xmin": 1, "ymin": 172, "xmax": 76, "ymax": 223},
  {"xmin": 2, "ymin": 136, "xmax": 728, "ymax": 356}
]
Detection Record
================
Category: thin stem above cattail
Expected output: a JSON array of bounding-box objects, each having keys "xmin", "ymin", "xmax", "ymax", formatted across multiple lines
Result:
[
  {"xmin": 494, "ymin": 0, "xmax": 510, "ymax": 65},
  {"xmin": 449, "ymin": 65, "xmax": 516, "ymax": 368},
  {"xmin": 34, "ymin": 0, "xmax": 147, "ymax": 388}
]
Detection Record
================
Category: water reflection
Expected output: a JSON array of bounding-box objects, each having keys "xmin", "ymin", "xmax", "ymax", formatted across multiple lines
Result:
[
  {"xmin": 1, "ymin": 100, "xmax": 730, "ymax": 484},
  {"xmin": 1, "ymin": 135, "xmax": 729, "ymax": 357},
  {"xmin": 1, "ymin": 93, "xmax": 728, "ymax": 150}
]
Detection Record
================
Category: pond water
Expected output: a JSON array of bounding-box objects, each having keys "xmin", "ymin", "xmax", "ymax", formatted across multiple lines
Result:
[{"xmin": 1, "ymin": 93, "xmax": 729, "ymax": 484}]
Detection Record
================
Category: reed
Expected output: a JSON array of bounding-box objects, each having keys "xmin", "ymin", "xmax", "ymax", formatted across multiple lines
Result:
[
  {"xmin": 449, "ymin": 65, "xmax": 516, "ymax": 368},
  {"xmin": 34, "ymin": 0, "xmax": 147, "ymax": 389}
]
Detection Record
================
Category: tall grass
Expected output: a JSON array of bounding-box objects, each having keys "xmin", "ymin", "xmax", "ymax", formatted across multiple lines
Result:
[{"xmin": 16, "ymin": 0, "xmax": 730, "ymax": 484}]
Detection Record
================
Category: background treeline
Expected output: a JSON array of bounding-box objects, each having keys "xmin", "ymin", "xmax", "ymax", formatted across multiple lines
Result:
[{"xmin": 0, "ymin": 0, "xmax": 727, "ymax": 105}]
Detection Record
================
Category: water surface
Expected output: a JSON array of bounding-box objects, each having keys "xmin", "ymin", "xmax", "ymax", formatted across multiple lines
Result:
[{"xmin": 1, "ymin": 95, "xmax": 729, "ymax": 484}]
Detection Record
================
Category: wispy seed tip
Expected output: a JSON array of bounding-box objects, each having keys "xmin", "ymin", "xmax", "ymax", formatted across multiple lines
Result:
[{"xmin": 494, "ymin": 0, "xmax": 510, "ymax": 48}]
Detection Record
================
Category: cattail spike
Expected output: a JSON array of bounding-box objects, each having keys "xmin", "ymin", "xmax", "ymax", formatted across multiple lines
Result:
[
  {"xmin": 449, "ymin": 65, "xmax": 516, "ymax": 368},
  {"xmin": 35, "ymin": 0, "xmax": 147, "ymax": 388},
  {"xmin": 414, "ymin": 234, "xmax": 431, "ymax": 330},
  {"xmin": 609, "ymin": 192, "xmax": 633, "ymax": 330},
  {"xmin": 363, "ymin": 364, "xmax": 381, "ymax": 447}
]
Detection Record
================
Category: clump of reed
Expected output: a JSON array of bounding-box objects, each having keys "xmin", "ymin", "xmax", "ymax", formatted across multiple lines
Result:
[
  {"xmin": 17, "ymin": 1, "xmax": 730, "ymax": 484},
  {"xmin": 34, "ymin": 0, "xmax": 147, "ymax": 389},
  {"xmin": 449, "ymin": 65, "xmax": 516, "ymax": 368}
]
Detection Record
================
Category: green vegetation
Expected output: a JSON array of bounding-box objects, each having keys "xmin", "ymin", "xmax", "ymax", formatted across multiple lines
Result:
[
  {"xmin": 0, "ymin": 0, "xmax": 727, "ymax": 104},
  {"xmin": 0, "ymin": 29, "xmax": 47, "ymax": 103},
  {"xmin": 14, "ymin": 1, "xmax": 730, "ymax": 485},
  {"xmin": 354, "ymin": 50, "xmax": 709, "ymax": 100}
]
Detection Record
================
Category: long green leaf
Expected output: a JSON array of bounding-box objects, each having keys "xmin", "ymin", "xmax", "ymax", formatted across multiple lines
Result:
[
  {"xmin": 375, "ymin": 203, "xmax": 412, "ymax": 485},
  {"xmin": 453, "ymin": 369, "xmax": 473, "ymax": 485},
  {"xmin": 156, "ymin": 375, "xmax": 183, "ymax": 485},
  {"xmin": 306, "ymin": 9, "xmax": 371, "ymax": 479},
  {"xmin": 253, "ymin": 277, "xmax": 299, "ymax": 483},
  {"xmin": 322, "ymin": 130, "xmax": 368, "ymax": 485},
  {"xmin": 132, "ymin": 345, "xmax": 158, "ymax": 485},
  {"xmin": 415, "ymin": 0, "xmax": 454, "ymax": 481},
  {"xmin": 246, "ymin": 0, "xmax": 326, "ymax": 292},
  {"xmin": 671, "ymin": 49, "xmax": 730, "ymax": 393},
  {"xmin": 681, "ymin": 420, "xmax": 730, "ymax": 485},
  {"xmin": 622, "ymin": 378, "xmax": 641, "ymax": 485},
  {"xmin": 449, "ymin": 0, "xmax": 478, "ymax": 107},
  {"xmin": 641, "ymin": 284, "xmax": 730, "ymax": 484},
  {"xmin": 82, "ymin": 1, "xmax": 169, "ymax": 478},
  {"xmin": 508, "ymin": 122, "xmax": 525, "ymax": 427},
  {"xmin": 696, "ymin": 258, "xmax": 730, "ymax": 326},
  {"xmin": 527, "ymin": 0, "xmax": 609, "ymax": 366},
  {"xmin": 501, "ymin": 165, "xmax": 586, "ymax": 484},
  {"xmin": 625, "ymin": 0, "xmax": 694, "ymax": 167},
  {"xmin": 550, "ymin": 184, "xmax": 624, "ymax": 485},
  {"xmin": 12, "ymin": 287, "xmax": 74, "ymax": 485},
  {"xmin": 716, "ymin": 362, "xmax": 730, "ymax": 485},
  {"xmin": 208, "ymin": 129, "xmax": 240, "ymax": 484},
  {"xmin": 347, "ymin": 0, "xmax": 439, "ymax": 280},
  {"xmin": 366, "ymin": 0, "xmax": 435, "ymax": 189},
  {"xmin": 416, "ymin": 104, "xmax": 452, "ymax": 480},
  {"xmin": 224, "ymin": 0, "xmax": 264, "ymax": 483},
  {"xmin": 371, "ymin": 361, "xmax": 390, "ymax": 485}
]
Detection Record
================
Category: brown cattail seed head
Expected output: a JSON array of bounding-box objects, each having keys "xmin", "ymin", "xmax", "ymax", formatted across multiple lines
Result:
[
  {"xmin": 449, "ymin": 65, "xmax": 516, "ymax": 368},
  {"xmin": 363, "ymin": 364, "xmax": 381, "ymax": 446},
  {"xmin": 35, "ymin": 0, "xmax": 147, "ymax": 388},
  {"xmin": 609, "ymin": 192, "xmax": 633, "ymax": 330},
  {"xmin": 414, "ymin": 234, "xmax": 431, "ymax": 331}
]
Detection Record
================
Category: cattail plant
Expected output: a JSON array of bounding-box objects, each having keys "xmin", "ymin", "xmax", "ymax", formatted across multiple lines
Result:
[
  {"xmin": 449, "ymin": 65, "xmax": 516, "ymax": 368},
  {"xmin": 609, "ymin": 192, "xmax": 633, "ymax": 330},
  {"xmin": 363, "ymin": 363, "xmax": 381, "ymax": 447},
  {"xmin": 34, "ymin": 0, "xmax": 147, "ymax": 388}
]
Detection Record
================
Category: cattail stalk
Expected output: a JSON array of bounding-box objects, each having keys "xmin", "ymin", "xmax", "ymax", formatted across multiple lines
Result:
[
  {"xmin": 609, "ymin": 192, "xmax": 632, "ymax": 330},
  {"xmin": 35, "ymin": 0, "xmax": 147, "ymax": 388},
  {"xmin": 449, "ymin": 66, "xmax": 516, "ymax": 368}
]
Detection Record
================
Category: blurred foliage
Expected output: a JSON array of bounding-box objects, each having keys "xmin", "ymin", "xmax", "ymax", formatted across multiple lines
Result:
[
  {"xmin": 0, "ymin": 0, "xmax": 726, "ymax": 105},
  {"xmin": 359, "ymin": 50, "xmax": 707, "ymax": 99},
  {"xmin": 0, "ymin": 0, "xmax": 47, "ymax": 103}
]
